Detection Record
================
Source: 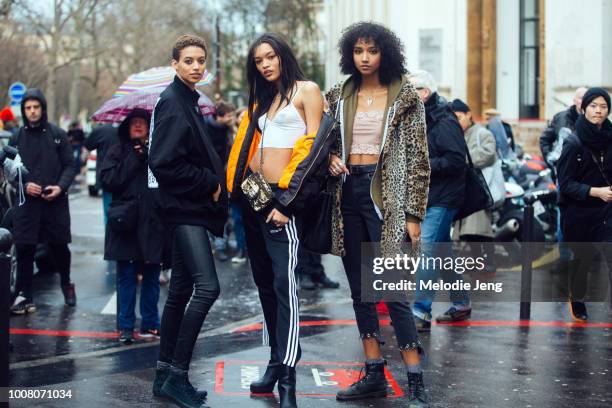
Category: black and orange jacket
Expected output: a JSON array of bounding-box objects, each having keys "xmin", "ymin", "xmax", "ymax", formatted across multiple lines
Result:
[{"xmin": 226, "ymin": 109, "xmax": 336, "ymax": 216}]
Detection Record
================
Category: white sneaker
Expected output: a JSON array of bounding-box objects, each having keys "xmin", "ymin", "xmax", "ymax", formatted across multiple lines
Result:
[{"xmin": 231, "ymin": 253, "xmax": 247, "ymax": 264}]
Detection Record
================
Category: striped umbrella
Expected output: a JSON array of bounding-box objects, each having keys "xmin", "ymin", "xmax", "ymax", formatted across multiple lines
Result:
[
  {"xmin": 113, "ymin": 66, "xmax": 214, "ymax": 98},
  {"xmin": 91, "ymin": 87, "xmax": 215, "ymax": 123}
]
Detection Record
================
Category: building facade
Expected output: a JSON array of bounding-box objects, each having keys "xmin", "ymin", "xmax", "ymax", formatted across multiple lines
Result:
[{"xmin": 323, "ymin": 0, "xmax": 612, "ymax": 121}]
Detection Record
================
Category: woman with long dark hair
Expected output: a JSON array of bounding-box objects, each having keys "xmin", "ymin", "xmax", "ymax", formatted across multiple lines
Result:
[
  {"xmin": 326, "ymin": 22, "xmax": 430, "ymax": 405},
  {"xmin": 226, "ymin": 33, "xmax": 328, "ymax": 408}
]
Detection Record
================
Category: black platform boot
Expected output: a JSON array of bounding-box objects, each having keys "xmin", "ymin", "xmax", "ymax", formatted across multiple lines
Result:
[
  {"xmin": 62, "ymin": 282, "xmax": 77, "ymax": 306},
  {"xmin": 336, "ymin": 360, "xmax": 387, "ymax": 401},
  {"xmin": 407, "ymin": 371, "xmax": 429, "ymax": 407},
  {"xmin": 153, "ymin": 362, "xmax": 207, "ymax": 402},
  {"xmin": 277, "ymin": 364, "xmax": 297, "ymax": 408},
  {"xmin": 250, "ymin": 360, "xmax": 282, "ymax": 393},
  {"xmin": 160, "ymin": 367, "xmax": 208, "ymax": 408}
]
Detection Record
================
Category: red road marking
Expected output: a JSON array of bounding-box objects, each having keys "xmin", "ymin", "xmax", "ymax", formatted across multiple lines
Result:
[
  {"xmin": 232, "ymin": 319, "xmax": 612, "ymax": 333},
  {"xmin": 10, "ymin": 328, "xmax": 119, "ymax": 338},
  {"xmin": 440, "ymin": 320, "xmax": 612, "ymax": 328},
  {"xmin": 11, "ymin": 319, "xmax": 612, "ymax": 339},
  {"xmin": 214, "ymin": 360, "xmax": 404, "ymax": 398},
  {"xmin": 215, "ymin": 361, "xmax": 225, "ymax": 395}
]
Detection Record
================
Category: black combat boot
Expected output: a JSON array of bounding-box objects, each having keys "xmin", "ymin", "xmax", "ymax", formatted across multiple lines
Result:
[
  {"xmin": 153, "ymin": 362, "xmax": 207, "ymax": 402},
  {"xmin": 250, "ymin": 360, "xmax": 282, "ymax": 393},
  {"xmin": 407, "ymin": 371, "xmax": 429, "ymax": 407},
  {"xmin": 277, "ymin": 364, "xmax": 297, "ymax": 408},
  {"xmin": 160, "ymin": 366, "xmax": 208, "ymax": 408},
  {"xmin": 62, "ymin": 282, "xmax": 77, "ymax": 306},
  {"xmin": 336, "ymin": 360, "xmax": 388, "ymax": 401}
]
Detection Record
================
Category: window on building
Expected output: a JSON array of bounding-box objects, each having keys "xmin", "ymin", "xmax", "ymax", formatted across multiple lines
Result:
[
  {"xmin": 519, "ymin": 0, "xmax": 540, "ymax": 118},
  {"xmin": 419, "ymin": 29, "xmax": 442, "ymax": 85}
]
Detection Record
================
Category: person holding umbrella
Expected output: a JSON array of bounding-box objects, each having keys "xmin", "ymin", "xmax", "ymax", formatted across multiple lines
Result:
[
  {"xmin": 148, "ymin": 34, "xmax": 227, "ymax": 408},
  {"xmin": 99, "ymin": 109, "xmax": 164, "ymax": 345}
]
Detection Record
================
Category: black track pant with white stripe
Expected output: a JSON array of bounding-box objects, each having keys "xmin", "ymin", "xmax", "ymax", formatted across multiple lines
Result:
[{"xmin": 241, "ymin": 198, "xmax": 302, "ymax": 368}]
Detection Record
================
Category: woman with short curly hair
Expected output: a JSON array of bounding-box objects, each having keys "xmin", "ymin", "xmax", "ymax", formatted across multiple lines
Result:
[{"xmin": 326, "ymin": 21, "xmax": 431, "ymax": 405}]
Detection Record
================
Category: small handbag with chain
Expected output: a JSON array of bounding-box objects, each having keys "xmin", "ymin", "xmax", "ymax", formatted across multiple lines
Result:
[{"xmin": 241, "ymin": 116, "xmax": 274, "ymax": 212}]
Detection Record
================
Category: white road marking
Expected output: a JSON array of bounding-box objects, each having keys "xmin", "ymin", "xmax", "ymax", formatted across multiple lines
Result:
[{"xmin": 101, "ymin": 292, "xmax": 117, "ymax": 315}]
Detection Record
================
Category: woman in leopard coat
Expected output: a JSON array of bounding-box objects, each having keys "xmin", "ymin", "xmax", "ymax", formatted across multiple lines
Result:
[{"xmin": 326, "ymin": 22, "xmax": 430, "ymax": 405}]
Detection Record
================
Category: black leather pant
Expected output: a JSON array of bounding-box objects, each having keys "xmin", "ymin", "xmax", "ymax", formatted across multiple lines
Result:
[{"xmin": 158, "ymin": 225, "xmax": 220, "ymax": 370}]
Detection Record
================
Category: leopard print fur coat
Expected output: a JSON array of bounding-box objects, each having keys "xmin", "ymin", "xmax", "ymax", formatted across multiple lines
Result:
[{"xmin": 325, "ymin": 78, "xmax": 430, "ymax": 257}]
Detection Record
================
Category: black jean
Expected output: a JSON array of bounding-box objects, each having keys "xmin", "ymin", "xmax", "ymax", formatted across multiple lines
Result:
[
  {"xmin": 296, "ymin": 248, "xmax": 324, "ymax": 279},
  {"xmin": 561, "ymin": 211, "xmax": 612, "ymax": 302},
  {"xmin": 16, "ymin": 243, "xmax": 71, "ymax": 298},
  {"xmin": 241, "ymin": 190, "xmax": 302, "ymax": 367},
  {"xmin": 341, "ymin": 164, "xmax": 421, "ymax": 351},
  {"xmin": 159, "ymin": 225, "xmax": 220, "ymax": 370}
]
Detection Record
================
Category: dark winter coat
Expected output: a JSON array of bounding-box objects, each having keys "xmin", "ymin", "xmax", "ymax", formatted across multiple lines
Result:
[
  {"xmin": 148, "ymin": 76, "xmax": 228, "ymax": 236},
  {"xmin": 84, "ymin": 124, "xmax": 119, "ymax": 189},
  {"xmin": 540, "ymin": 105, "xmax": 580, "ymax": 161},
  {"xmin": 424, "ymin": 93, "xmax": 467, "ymax": 209},
  {"xmin": 100, "ymin": 111, "xmax": 165, "ymax": 263},
  {"xmin": 204, "ymin": 115, "xmax": 232, "ymax": 164},
  {"xmin": 557, "ymin": 118, "xmax": 612, "ymax": 242},
  {"xmin": 67, "ymin": 128, "xmax": 85, "ymax": 145},
  {"xmin": 10, "ymin": 89, "xmax": 76, "ymax": 245}
]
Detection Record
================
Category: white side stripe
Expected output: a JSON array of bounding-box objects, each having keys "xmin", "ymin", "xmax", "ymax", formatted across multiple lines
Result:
[
  {"xmin": 285, "ymin": 217, "xmax": 300, "ymax": 366},
  {"xmin": 286, "ymin": 218, "xmax": 297, "ymax": 365},
  {"xmin": 283, "ymin": 218, "xmax": 296, "ymax": 365},
  {"xmin": 147, "ymin": 96, "xmax": 161, "ymax": 188},
  {"xmin": 290, "ymin": 219, "xmax": 300, "ymax": 365},
  {"xmin": 283, "ymin": 217, "xmax": 300, "ymax": 366}
]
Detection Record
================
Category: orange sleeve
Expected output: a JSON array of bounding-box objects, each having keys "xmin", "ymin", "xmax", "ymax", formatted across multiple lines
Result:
[
  {"xmin": 278, "ymin": 132, "xmax": 316, "ymax": 189},
  {"xmin": 226, "ymin": 112, "xmax": 260, "ymax": 192}
]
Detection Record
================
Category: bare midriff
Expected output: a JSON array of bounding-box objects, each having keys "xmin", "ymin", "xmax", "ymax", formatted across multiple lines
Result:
[
  {"xmin": 249, "ymin": 148, "xmax": 293, "ymax": 183},
  {"xmin": 348, "ymin": 153, "xmax": 379, "ymax": 165}
]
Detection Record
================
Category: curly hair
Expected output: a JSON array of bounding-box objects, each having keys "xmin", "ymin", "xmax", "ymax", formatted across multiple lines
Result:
[
  {"xmin": 338, "ymin": 21, "xmax": 407, "ymax": 86},
  {"xmin": 172, "ymin": 34, "xmax": 207, "ymax": 61}
]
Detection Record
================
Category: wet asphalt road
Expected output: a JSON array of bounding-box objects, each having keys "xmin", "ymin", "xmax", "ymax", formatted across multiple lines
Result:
[{"xmin": 6, "ymin": 191, "xmax": 612, "ymax": 407}]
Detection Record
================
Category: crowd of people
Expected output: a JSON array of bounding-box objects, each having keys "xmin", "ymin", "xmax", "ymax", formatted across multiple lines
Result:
[{"xmin": 4, "ymin": 19, "xmax": 611, "ymax": 408}]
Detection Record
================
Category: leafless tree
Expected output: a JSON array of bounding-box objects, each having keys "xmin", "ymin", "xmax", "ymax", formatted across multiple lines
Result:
[
  {"xmin": 0, "ymin": 23, "xmax": 47, "ymax": 106},
  {"xmin": 216, "ymin": 0, "xmax": 324, "ymax": 101},
  {"xmin": 12, "ymin": 0, "xmax": 101, "ymax": 121}
]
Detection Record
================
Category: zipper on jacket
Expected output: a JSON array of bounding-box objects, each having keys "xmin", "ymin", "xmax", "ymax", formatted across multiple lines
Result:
[
  {"xmin": 370, "ymin": 101, "xmax": 398, "ymax": 219},
  {"xmin": 338, "ymin": 100, "xmax": 346, "ymax": 183},
  {"xmin": 284, "ymin": 118, "xmax": 337, "ymax": 206}
]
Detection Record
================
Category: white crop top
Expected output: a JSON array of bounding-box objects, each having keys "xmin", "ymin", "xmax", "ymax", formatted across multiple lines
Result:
[{"xmin": 257, "ymin": 89, "xmax": 306, "ymax": 148}]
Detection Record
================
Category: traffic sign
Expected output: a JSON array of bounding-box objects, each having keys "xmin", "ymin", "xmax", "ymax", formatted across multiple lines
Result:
[{"xmin": 8, "ymin": 82, "xmax": 27, "ymax": 105}]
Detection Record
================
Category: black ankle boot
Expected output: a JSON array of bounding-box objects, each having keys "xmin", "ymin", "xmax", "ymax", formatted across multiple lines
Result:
[
  {"xmin": 62, "ymin": 283, "xmax": 77, "ymax": 306},
  {"xmin": 153, "ymin": 364, "xmax": 207, "ymax": 402},
  {"xmin": 277, "ymin": 364, "xmax": 297, "ymax": 408},
  {"xmin": 407, "ymin": 372, "xmax": 429, "ymax": 407},
  {"xmin": 336, "ymin": 361, "xmax": 387, "ymax": 401},
  {"xmin": 250, "ymin": 360, "xmax": 282, "ymax": 393},
  {"xmin": 160, "ymin": 367, "xmax": 207, "ymax": 408}
]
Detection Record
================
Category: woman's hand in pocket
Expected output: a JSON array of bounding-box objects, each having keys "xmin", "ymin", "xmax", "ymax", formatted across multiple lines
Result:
[
  {"xmin": 212, "ymin": 184, "xmax": 222, "ymax": 202},
  {"xmin": 406, "ymin": 221, "xmax": 421, "ymax": 242},
  {"xmin": 266, "ymin": 208, "xmax": 289, "ymax": 227}
]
